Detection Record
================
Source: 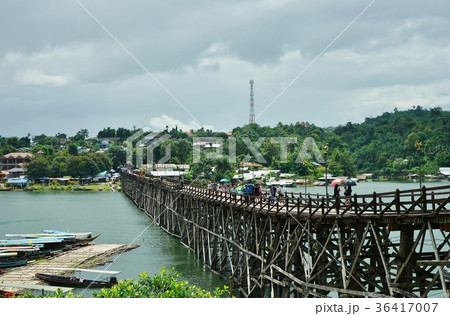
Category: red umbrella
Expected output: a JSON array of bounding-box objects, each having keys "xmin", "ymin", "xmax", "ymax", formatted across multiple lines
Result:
[{"xmin": 330, "ymin": 179, "xmax": 342, "ymax": 187}]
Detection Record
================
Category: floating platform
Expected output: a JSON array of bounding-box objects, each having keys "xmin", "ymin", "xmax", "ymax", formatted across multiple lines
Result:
[{"xmin": 0, "ymin": 243, "xmax": 138, "ymax": 295}]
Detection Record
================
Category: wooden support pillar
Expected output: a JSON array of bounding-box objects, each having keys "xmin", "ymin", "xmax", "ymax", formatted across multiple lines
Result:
[
  {"xmin": 120, "ymin": 174, "xmax": 450, "ymax": 298},
  {"xmin": 397, "ymin": 225, "xmax": 415, "ymax": 289}
]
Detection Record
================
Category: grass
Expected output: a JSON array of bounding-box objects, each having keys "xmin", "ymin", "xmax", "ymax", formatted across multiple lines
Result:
[{"xmin": 30, "ymin": 183, "xmax": 110, "ymax": 192}]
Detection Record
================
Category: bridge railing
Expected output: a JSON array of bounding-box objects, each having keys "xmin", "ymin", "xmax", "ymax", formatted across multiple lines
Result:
[
  {"xmin": 122, "ymin": 173, "xmax": 450, "ymax": 219},
  {"xmin": 178, "ymin": 182, "xmax": 450, "ymax": 218}
]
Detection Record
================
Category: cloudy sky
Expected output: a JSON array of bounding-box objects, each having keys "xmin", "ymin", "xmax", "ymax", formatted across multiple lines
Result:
[{"xmin": 1, "ymin": 0, "xmax": 450, "ymax": 137}]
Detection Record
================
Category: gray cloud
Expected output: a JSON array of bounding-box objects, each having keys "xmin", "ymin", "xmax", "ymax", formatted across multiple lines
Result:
[{"xmin": 1, "ymin": 0, "xmax": 450, "ymax": 137}]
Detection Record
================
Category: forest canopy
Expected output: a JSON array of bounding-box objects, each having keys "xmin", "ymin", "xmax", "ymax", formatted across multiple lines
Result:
[{"xmin": 0, "ymin": 107, "xmax": 448, "ymax": 179}]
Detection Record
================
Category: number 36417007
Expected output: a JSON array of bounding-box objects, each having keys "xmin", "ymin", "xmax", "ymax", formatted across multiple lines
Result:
[{"xmin": 375, "ymin": 303, "xmax": 438, "ymax": 313}]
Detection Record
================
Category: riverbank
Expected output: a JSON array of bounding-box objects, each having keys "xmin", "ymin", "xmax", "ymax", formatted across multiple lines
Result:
[
  {"xmin": 0, "ymin": 182, "xmax": 121, "ymax": 192},
  {"xmin": 0, "ymin": 191, "xmax": 228, "ymax": 293}
]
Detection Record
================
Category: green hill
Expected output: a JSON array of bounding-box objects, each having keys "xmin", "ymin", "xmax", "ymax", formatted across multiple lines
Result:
[{"xmin": 0, "ymin": 106, "xmax": 448, "ymax": 180}]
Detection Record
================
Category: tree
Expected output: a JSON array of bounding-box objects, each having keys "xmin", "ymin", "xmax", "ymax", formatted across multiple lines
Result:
[
  {"xmin": 32, "ymin": 134, "xmax": 59, "ymax": 147},
  {"xmin": 262, "ymin": 138, "xmax": 279, "ymax": 167},
  {"xmin": 27, "ymin": 157, "xmax": 50, "ymax": 179},
  {"xmin": 213, "ymin": 157, "xmax": 234, "ymax": 182},
  {"xmin": 97, "ymin": 127, "xmax": 116, "ymax": 139},
  {"xmin": 65, "ymin": 156, "xmax": 99, "ymax": 178},
  {"xmin": 83, "ymin": 156, "xmax": 100, "ymax": 177},
  {"xmin": 5, "ymin": 137, "xmax": 20, "ymax": 149},
  {"xmin": 96, "ymin": 268, "xmax": 227, "ymax": 298},
  {"xmin": 190, "ymin": 155, "xmax": 214, "ymax": 179},
  {"xmin": 18, "ymin": 136, "xmax": 31, "ymax": 148},
  {"xmin": 116, "ymin": 127, "xmax": 133, "ymax": 141},
  {"xmin": 68, "ymin": 143, "xmax": 78, "ymax": 156},
  {"xmin": 19, "ymin": 268, "xmax": 228, "ymax": 298},
  {"xmin": 327, "ymin": 149, "xmax": 356, "ymax": 177},
  {"xmin": 435, "ymin": 151, "xmax": 450, "ymax": 167},
  {"xmin": 49, "ymin": 156, "xmax": 68, "ymax": 178},
  {"xmin": 175, "ymin": 139, "xmax": 192, "ymax": 164},
  {"xmin": 65, "ymin": 156, "xmax": 84, "ymax": 178},
  {"xmin": 31, "ymin": 144, "xmax": 55, "ymax": 158},
  {"xmin": 88, "ymin": 152, "xmax": 112, "ymax": 173},
  {"xmin": 0, "ymin": 144, "xmax": 17, "ymax": 155},
  {"xmin": 107, "ymin": 145, "xmax": 126, "ymax": 169},
  {"xmin": 404, "ymin": 132, "xmax": 420, "ymax": 154},
  {"xmin": 72, "ymin": 129, "xmax": 89, "ymax": 142}
]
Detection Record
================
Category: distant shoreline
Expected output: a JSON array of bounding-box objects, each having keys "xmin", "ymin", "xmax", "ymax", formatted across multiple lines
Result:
[{"xmin": 0, "ymin": 182, "xmax": 120, "ymax": 192}]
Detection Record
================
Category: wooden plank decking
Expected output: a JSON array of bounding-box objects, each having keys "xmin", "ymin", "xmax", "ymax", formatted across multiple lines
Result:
[
  {"xmin": 0, "ymin": 243, "xmax": 138, "ymax": 294},
  {"xmin": 120, "ymin": 173, "xmax": 450, "ymax": 298}
]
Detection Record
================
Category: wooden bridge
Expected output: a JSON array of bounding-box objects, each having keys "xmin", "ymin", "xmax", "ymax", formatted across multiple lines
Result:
[{"xmin": 121, "ymin": 173, "xmax": 450, "ymax": 298}]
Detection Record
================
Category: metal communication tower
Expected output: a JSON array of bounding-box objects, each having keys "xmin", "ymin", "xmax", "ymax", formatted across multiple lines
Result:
[{"xmin": 249, "ymin": 79, "xmax": 255, "ymax": 123}]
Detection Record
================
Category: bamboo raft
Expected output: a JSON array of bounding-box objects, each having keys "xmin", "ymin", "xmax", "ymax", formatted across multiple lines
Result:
[
  {"xmin": 0, "ymin": 243, "xmax": 138, "ymax": 294},
  {"xmin": 121, "ymin": 173, "xmax": 450, "ymax": 298}
]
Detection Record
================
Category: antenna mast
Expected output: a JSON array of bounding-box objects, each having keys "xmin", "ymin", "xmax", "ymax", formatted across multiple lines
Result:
[{"xmin": 249, "ymin": 79, "xmax": 255, "ymax": 123}]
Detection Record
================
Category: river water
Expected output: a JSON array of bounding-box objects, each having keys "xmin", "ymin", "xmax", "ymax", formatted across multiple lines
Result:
[
  {"xmin": 287, "ymin": 179, "xmax": 448, "ymax": 196},
  {"xmin": 0, "ymin": 179, "xmax": 448, "ymax": 297},
  {"xmin": 0, "ymin": 190, "xmax": 227, "ymax": 296}
]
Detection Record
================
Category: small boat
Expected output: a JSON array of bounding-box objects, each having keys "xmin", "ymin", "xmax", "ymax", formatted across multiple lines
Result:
[
  {"xmin": 0, "ymin": 289, "xmax": 16, "ymax": 298},
  {"xmin": 0, "ymin": 245, "xmax": 40, "ymax": 252},
  {"xmin": 35, "ymin": 268, "xmax": 120, "ymax": 288},
  {"xmin": 0, "ymin": 237, "xmax": 64, "ymax": 246},
  {"xmin": 0, "ymin": 234, "xmax": 99, "ymax": 251},
  {"xmin": 0, "ymin": 252, "xmax": 18, "ymax": 257},
  {"xmin": 6, "ymin": 232, "xmax": 92, "ymax": 240},
  {"xmin": 43, "ymin": 230, "xmax": 91, "ymax": 236},
  {"xmin": 0, "ymin": 258, "xmax": 28, "ymax": 268}
]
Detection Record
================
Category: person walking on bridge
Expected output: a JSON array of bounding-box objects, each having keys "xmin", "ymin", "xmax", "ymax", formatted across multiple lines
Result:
[
  {"xmin": 270, "ymin": 185, "xmax": 277, "ymax": 204},
  {"xmin": 278, "ymin": 185, "xmax": 286, "ymax": 202},
  {"xmin": 344, "ymin": 185, "xmax": 352, "ymax": 205},
  {"xmin": 333, "ymin": 184, "xmax": 341, "ymax": 197}
]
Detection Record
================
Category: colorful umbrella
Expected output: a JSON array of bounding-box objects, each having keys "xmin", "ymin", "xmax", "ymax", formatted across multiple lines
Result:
[
  {"xmin": 330, "ymin": 179, "xmax": 342, "ymax": 187},
  {"xmin": 220, "ymin": 178, "xmax": 230, "ymax": 183}
]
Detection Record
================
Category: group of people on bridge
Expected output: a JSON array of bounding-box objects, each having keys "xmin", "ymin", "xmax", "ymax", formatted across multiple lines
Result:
[
  {"xmin": 207, "ymin": 180, "xmax": 288, "ymax": 204},
  {"xmin": 333, "ymin": 183, "xmax": 353, "ymax": 204}
]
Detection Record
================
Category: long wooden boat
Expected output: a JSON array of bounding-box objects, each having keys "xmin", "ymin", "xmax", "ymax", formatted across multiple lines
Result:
[
  {"xmin": 35, "ymin": 272, "xmax": 118, "ymax": 288},
  {"xmin": 6, "ymin": 232, "xmax": 92, "ymax": 240},
  {"xmin": 43, "ymin": 229, "xmax": 92, "ymax": 237},
  {"xmin": 0, "ymin": 258, "xmax": 27, "ymax": 268},
  {"xmin": 0, "ymin": 246, "xmax": 40, "ymax": 252},
  {"xmin": 0, "ymin": 237, "xmax": 64, "ymax": 246},
  {"xmin": 0, "ymin": 234, "xmax": 99, "ymax": 250}
]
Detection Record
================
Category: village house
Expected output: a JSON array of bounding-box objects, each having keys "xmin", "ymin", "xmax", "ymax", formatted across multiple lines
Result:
[
  {"xmin": 0, "ymin": 152, "xmax": 34, "ymax": 171},
  {"xmin": 438, "ymin": 167, "xmax": 450, "ymax": 178},
  {"xmin": 0, "ymin": 170, "xmax": 8, "ymax": 181},
  {"xmin": 149, "ymin": 164, "xmax": 190, "ymax": 178},
  {"xmin": 240, "ymin": 162, "xmax": 263, "ymax": 170},
  {"xmin": 192, "ymin": 137, "xmax": 222, "ymax": 152},
  {"xmin": 98, "ymin": 137, "xmax": 121, "ymax": 150},
  {"xmin": 139, "ymin": 134, "xmax": 159, "ymax": 147}
]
